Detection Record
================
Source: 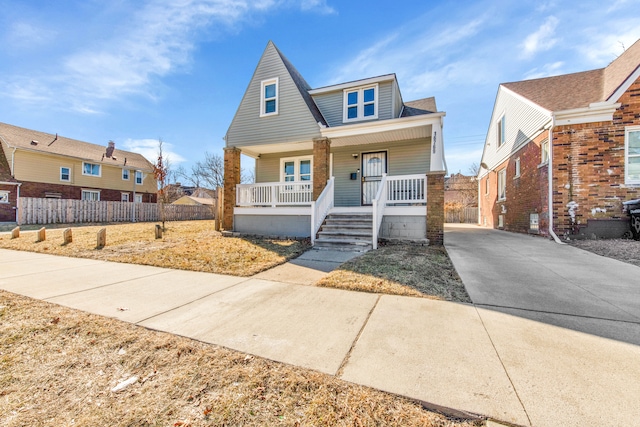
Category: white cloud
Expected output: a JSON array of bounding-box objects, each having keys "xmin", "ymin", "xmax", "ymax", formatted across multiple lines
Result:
[
  {"xmin": 523, "ymin": 61, "xmax": 565, "ymax": 80},
  {"xmin": 6, "ymin": 21, "xmax": 57, "ymax": 49},
  {"xmin": 2, "ymin": 0, "xmax": 328, "ymax": 114},
  {"xmin": 520, "ymin": 16, "xmax": 559, "ymax": 59},
  {"xmin": 122, "ymin": 138, "xmax": 187, "ymax": 165}
]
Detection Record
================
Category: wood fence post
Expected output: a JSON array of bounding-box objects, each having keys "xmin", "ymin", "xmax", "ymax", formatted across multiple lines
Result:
[
  {"xmin": 97, "ymin": 228, "xmax": 106, "ymax": 248},
  {"xmin": 155, "ymin": 224, "xmax": 163, "ymax": 239},
  {"xmin": 63, "ymin": 228, "xmax": 73, "ymax": 244},
  {"xmin": 36, "ymin": 227, "xmax": 46, "ymax": 242},
  {"xmin": 11, "ymin": 226, "xmax": 19, "ymax": 239}
]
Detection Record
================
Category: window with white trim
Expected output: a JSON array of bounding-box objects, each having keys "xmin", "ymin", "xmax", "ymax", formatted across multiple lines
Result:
[
  {"xmin": 82, "ymin": 162, "xmax": 101, "ymax": 177},
  {"xmin": 541, "ymin": 139, "xmax": 549, "ymax": 165},
  {"xmin": 625, "ymin": 126, "xmax": 640, "ymax": 185},
  {"xmin": 497, "ymin": 168, "xmax": 506, "ymax": 201},
  {"xmin": 281, "ymin": 156, "xmax": 312, "ymax": 182},
  {"xmin": 81, "ymin": 190, "xmax": 100, "ymax": 201},
  {"xmin": 0, "ymin": 190, "xmax": 9, "ymax": 204},
  {"xmin": 485, "ymin": 176, "xmax": 490, "ymax": 195},
  {"xmin": 134, "ymin": 194, "xmax": 143, "ymax": 203},
  {"xmin": 497, "ymin": 115, "xmax": 506, "ymax": 148},
  {"xmin": 260, "ymin": 78, "xmax": 279, "ymax": 117},
  {"xmin": 122, "ymin": 169, "xmax": 130, "ymax": 180},
  {"xmin": 60, "ymin": 167, "xmax": 71, "ymax": 182},
  {"xmin": 135, "ymin": 171, "xmax": 143, "ymax": 185},
  {"xmin": 121, "ymin": 193, "xmax": 130, "ymax": 202},
  {"xmin": 343, "ymin": 84, "xmax": 378, "ymax": 122},
  {"xmin": 514, "ymin": 157, "xmax": 521, "ymax": 178}
]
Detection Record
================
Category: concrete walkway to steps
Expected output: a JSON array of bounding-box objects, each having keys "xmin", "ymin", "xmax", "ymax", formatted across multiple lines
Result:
[{"xmin": 1, "ymin": 241, "xmax": 639, "ymax": 427}]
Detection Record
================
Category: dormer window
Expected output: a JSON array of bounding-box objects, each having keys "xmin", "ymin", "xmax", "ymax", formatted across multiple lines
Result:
[
  {"xmin": 343, "ymin": 84, "xmax": 378, "ymax": 122},
  {"xmin": 260, "ymin": 78, "xmax": 279, "ymax": 117}
]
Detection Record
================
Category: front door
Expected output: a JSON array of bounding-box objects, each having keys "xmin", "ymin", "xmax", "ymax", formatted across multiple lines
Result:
[{"xmin": 361, "ymin": 151, "xmax": 387, "ymax": 205}]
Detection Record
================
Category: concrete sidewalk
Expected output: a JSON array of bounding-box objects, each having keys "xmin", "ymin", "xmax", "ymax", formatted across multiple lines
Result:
[{"xmin": 1, "ymin": 241, "xmax": 639, "ymax": 426}]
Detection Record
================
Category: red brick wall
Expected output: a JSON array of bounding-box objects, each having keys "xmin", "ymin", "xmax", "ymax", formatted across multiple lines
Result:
[
  {"xmin": 479, "ymin": 133, "xmax": 549, "ymax": 234},
  {"xmin": 223, "ymin": 147, "xmax": 241, "ymax": 230},
  {"xmin": 19, "ymin": 181, "xmax": 156, "ymax": 203},
  {"xmin": 551, "ymin": 76, "xmax": 640, "ymax": 236},
  {"xmin": 426, "ymin": 172, "xmax": 445, "ymax": 246},
  {"xmin": 0, "ymin": 184, "xmax": 17, "ymax": 222}
]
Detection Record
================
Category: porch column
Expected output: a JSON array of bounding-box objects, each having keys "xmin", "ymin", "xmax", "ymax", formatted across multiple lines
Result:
[
  {"xmin": 426, "ymin": 172, "xmax": 445, "ymax": 246},
  {"xmin": 313, "ymin": 137, "xmax": 331, "ymax": 201},
  {"xmin": 223, "ymin": 146, "xmax": 241, "ymax": 231}
]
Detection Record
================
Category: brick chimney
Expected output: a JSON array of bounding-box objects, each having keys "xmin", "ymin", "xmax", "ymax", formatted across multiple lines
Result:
[{"xmin": 106, "ymin": 140, "xmax": 115, "ymax": 158}]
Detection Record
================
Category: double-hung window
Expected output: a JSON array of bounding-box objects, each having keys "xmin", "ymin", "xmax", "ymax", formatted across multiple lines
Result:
[
  {"xmin": 281, "ymin": 156, "xmax": 312, "ymax": 182},
  {"xmin": 60, "ymin": 167, "xmax": 71, "ymax": 182},
  {"xmin": 81, "ymin": 190, "xmax": 100, "ymax": 201},
  {"xmin": 0, "ymin": 191, "xmax": 9, "ymax": 204},
  {"xmin": 134, "ymin": 194, "xmax": 143, "ymax": 203},
  {"xmin": 625, "ymin": 126, "xmax": 640, "ymax": 185},
  {"xmin": 122, "ymin": 169, "xmax": 130, "ymax": 180},
  {"xmin": 82, "ymin": 162, "xmax": 101, "ymax": 177},
  {"xmin": 497, "ymin": 169, "xmax": 506, "ymax": 201},
  {"xmin": 260, "ymin": 78, "xmax": 279, "ymax": 117},
  {"xmin": 135, "ymin": 171, "xmax": 143, "ymax": 185},
  {"xmin": 121, "ymin": 193, "xmax": 130, "ymax": 202},
  {"xmin": 343, "ymin": 84, "xmax": 378, "ymax": 122}
]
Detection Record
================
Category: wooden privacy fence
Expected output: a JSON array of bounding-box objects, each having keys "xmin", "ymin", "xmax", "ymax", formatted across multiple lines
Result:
[
  {"xmin": 445, "ymin": 206, "xmax": 477, "ymax": 224},
  {"xmin": 18, "ymin": 198, "xmax": 214, "ymax": 225}
]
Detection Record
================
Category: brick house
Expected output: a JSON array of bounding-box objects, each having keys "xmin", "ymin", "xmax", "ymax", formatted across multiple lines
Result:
[
  {"xmin": 478, "ymin": 39, "xmax": 640, "ymax": 239},
  {"xmin": 0, "ymin": 122, "xmax": 157, "ymax": 222},
  {"xmin": 222, "ymin": 41, "xmax": 447, "ymax": 249}
]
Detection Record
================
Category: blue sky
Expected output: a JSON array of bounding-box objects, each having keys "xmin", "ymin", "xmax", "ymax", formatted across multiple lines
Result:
[{"xmin": 1, "ymin": 0, "xmax": 639, "ymax": 178}]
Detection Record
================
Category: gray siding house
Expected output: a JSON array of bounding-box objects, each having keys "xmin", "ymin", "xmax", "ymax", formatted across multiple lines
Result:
[{"xmin": 222, "ymin": 41, "xmax": 447, "ymax": 249}]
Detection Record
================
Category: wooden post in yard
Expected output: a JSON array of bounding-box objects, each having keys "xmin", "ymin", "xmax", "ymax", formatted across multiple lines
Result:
[
  {"xmin": 36, "ymin": 227, "xmax": 46, "ymax": 242},
  {"xmin": 96, "ymin": 228, "xmax": 106, "ymax": 248},
  {"xmin": 155, "ymin": 224, "xmax": 163, "ymax": 239},
  {"xmin": 11, "ymin": 226, "xmax": 19, "ymax": 239},
  {"xmin": 63, "ymin": 228, "xmax": 72, "ymax": 244}
]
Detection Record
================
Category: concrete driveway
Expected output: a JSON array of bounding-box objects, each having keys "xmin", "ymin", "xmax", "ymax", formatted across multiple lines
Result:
[
  {"xmin": 445, "ymin": 224, "xmax": 640, "ymax": 345},
  {"xmin": 445, "ymin": 224, "xmax": 640, "ymax": 426}
]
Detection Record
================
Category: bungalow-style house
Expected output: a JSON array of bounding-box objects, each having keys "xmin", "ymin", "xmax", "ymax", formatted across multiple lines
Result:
[
  {"xmin": 222, "ymin": 41, "xmax": 447, "ymax": 249},
  {"xmin": 478, "ymin": 39, "xmax": 640, "ymax": 239},
  {"xmin": 0, "ymin": 122, "xmax": 157, "ymax": 222}
]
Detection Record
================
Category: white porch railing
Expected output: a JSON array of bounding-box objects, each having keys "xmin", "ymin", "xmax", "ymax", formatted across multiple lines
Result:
[
  {"xmin": 310, "ymin": 177, "xmax": 335, "ymax": 245},
  {"xmin": 372, "ymin": 174, "xmax": 388, "ymax": 250},
  {"xmin": 236, "ymin": 181, "xmax": 312, "ymax": 207},
  {"xmin": 386, "ymin": 174, "xmax": 426, "ymax": 204}
]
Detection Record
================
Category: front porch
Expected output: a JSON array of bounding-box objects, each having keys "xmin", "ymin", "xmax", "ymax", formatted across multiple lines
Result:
[{"xmin": 231, "ymin": 173, "xmax": 444, "ymax": 249}]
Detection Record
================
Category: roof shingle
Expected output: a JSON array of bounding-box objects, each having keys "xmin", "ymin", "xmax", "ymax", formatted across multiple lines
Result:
[{"xmin": 0, "ymin": 122, "xmax": 154, "ymax": 171}]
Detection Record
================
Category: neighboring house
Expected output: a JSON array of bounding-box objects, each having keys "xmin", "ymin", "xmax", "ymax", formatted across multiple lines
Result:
[
  {"xmin": 478, "ymin": 39, "xmax": 640, "ymax": 239},
  {"xmin": 172, "ymin": 195, "xmax": 215, "ymax": 206},
  {"xmin": 223, "ymin": 41, "xmax": 447, "ymax": 249},
  {"xmin": 0, "ymin": 122, "xmax": 157, "ymax": 222}
]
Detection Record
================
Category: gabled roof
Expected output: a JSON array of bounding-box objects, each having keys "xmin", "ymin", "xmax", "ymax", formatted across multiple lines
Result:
[
  {"xmin": 0, "ymin": 139, "xmax": 16, "ymax": 182},
  {"xmin": 273, "ymin": 44, "xmax": 327, "ymax": 127},
  {"xmin": 402, "ymin": 97, "xmax": 437, "ymax": 117},
  {"xmin": 502, "ymin": 38, "xmax": 640, "ymax": 112},
  {"xmin": 0, "ymin": 122, "xmax": 154, "ymax": 171}
]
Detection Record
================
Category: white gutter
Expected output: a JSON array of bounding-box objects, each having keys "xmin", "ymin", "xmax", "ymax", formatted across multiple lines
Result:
[
  {"xmin": 546, "ymin": 121, "xmax": 564, "ymax": 244},
  {"xmin": 320, "ymin": 112, "xmax": 446, "ymax": 139},
  {"xmin": 11, "ymin": 147, "xmax": 16, "ymax": 176}
]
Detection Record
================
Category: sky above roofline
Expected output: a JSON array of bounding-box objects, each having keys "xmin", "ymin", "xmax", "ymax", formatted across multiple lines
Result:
[{"xmin": 0, "ymin": 0, "xmax": 639, "ymax": 176}]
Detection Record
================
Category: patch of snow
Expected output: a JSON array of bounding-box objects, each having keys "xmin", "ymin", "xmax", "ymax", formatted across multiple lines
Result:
[{"xmin": 111, "ymin": 376, "xmax": 138, "ymax": 393}]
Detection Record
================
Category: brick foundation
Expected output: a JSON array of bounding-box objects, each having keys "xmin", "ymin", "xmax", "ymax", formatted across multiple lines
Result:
[
  {"xmin": 223, "ymin": 147, "xmax": 241, "ymax": 230},
  {"xmin": 426, "ymin": 172, "xmax": 445, "ymax": 246}
]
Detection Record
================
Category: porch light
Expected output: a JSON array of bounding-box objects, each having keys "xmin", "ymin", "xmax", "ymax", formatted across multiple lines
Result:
[{"xmin": 352, "ymin": 153, "xmax": 359, "ymax": 159}]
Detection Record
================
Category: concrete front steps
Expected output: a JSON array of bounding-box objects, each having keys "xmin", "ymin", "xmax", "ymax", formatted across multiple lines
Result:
[{"xmin": 314, "ymin": 212, "xmax": 373, "ymax": 252}]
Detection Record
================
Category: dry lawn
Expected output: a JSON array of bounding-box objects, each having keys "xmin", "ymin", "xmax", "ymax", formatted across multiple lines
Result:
[
  {"xmin": 0, "ymin": 221, "xmax": 309, "ymax": 276},
  {"xmin": 317, "ymin": 244, "xmax": 471, "ymax": 303},
  {"xmin": 0, "ymin": 291, "xmax": 483, "ymax": 427},
  {"xmin": 569, "ymin": 238, "xmax": 640, "ymax": 268}
]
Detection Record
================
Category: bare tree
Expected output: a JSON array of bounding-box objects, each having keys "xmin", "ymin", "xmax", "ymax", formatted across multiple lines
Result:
[
  {"xmin": 153, "ymin": 139, "xmax": 172, "ymax": 230},
  {"xmin": 191, "ymin": 151, "xmax": 224, "ymax": 189}
]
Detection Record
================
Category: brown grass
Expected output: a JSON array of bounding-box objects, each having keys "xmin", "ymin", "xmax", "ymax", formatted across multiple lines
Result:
[
  {"xmin": 316, "ymin": 244, "xmax": 471, "ymax": 303},
  {"xmin": 569, "ymin": 238, "xmax": 640, "ymax": 268},
  {"xmin": 0, "ymin": 221, "xmax": 309, "ymax": 276},
  {"xmin": 0, "ymin": 291, "xmax": 483, "ymax": 427}
]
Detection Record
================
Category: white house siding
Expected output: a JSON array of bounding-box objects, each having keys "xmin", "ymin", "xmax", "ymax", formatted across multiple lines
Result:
[
  {"xmin": 392, "ymin": 79, "xmax": 403, "ymax": 118},
  {"xmin": 311, "ymin": 81, "xmax": 395, "ymax": 127},
  {"xmin": 479, "ymin": 87, "xmax": 551, "ymax": 179},
  {"xmin": 226, "ymin": 42, "xmax": 321, "ymax": 147}
]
